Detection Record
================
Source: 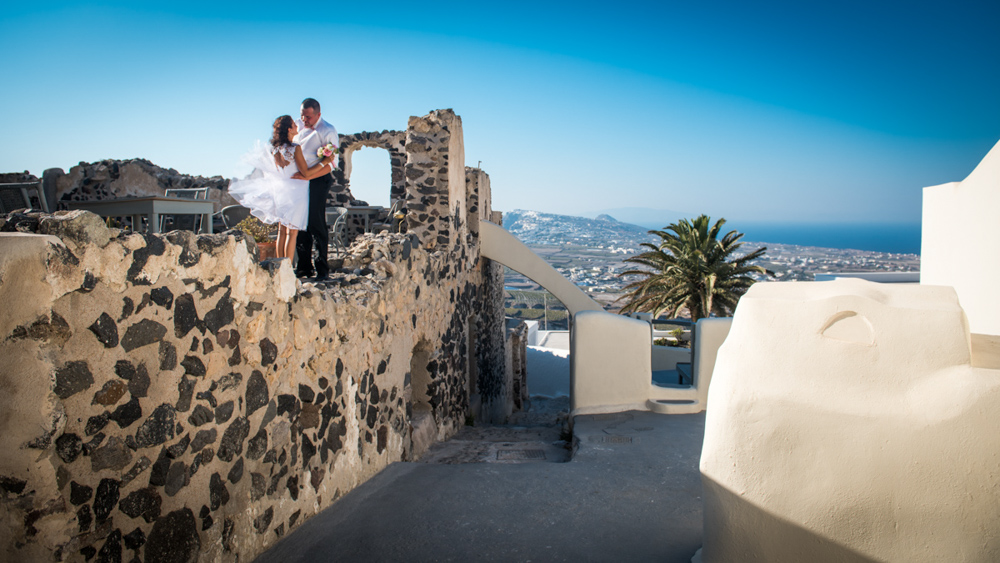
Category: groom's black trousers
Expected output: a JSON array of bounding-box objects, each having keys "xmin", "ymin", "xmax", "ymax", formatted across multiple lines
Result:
[{"xmin": 295, "ymin": 172, "xmax": 332, "ymax": 278}]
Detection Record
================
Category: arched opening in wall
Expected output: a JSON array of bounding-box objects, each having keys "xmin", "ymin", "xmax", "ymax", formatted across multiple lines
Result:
[
  {"xmin": 409, "ymin": 340, "xmax": 433, "ymax": 414},
  {"xmin": 346, "ymin": 146, "xmax": 391, "ymax": 207},
  {"xmin": 408, "ymin": 339, "xmax": 437, "ymax": 460}
]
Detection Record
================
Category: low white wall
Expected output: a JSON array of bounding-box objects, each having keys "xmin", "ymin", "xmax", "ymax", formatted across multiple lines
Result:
[
  {"xmin": 921, "ymin": 139, "xmax": 1000, "ymax": 336},
  {"xmin": 570, "ymin": 311, "xmax": 651, "ymax": 414},
  {"xmin": 701, "ymin": 279, "xmax": 1000, "ymax": 561}
]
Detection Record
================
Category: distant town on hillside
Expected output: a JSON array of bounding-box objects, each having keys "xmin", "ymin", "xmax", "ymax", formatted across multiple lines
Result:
[{"xmin": 501, "ymin": 209, "xmax": 920, "ymax": 326}]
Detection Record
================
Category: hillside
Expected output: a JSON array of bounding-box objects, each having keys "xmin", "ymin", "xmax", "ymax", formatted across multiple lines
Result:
[{"xmin": 502, "ymin": 209, "xmax": 652, "ymax": 249}]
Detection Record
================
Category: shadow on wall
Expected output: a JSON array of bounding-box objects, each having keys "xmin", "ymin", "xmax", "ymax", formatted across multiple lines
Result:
[{"xmin": 701, "ymin": 478, "xmax": 880, "ymax": 563}]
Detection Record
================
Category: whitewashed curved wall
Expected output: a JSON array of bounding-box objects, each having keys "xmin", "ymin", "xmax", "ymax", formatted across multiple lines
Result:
[
  {"xmin": 922, "ymin": 139, "xmax": 1000, "ymax": 336},
  {"xmin": 701, "ymin": 279, "xmax": 1000, "ymax": 562}
]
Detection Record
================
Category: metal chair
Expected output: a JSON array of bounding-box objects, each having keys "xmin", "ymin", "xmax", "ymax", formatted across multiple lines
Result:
[
  {"xmin": 372, "ymin": 199, "xmax": 405, "ymax": 234},
  {"xmin": 160, "ymin": 187, "xmax": 209, "ymax": 232},
  {"xmin": 327, "ymin": 206, "xmax": 349, "ymax": 256},
  {"xmin": 0, "ymin": 182, "xmax": 49, "ymax": 213},
  {"xmin": 221, "ymin": 205, "xmax": 251, "ymax": 229}
]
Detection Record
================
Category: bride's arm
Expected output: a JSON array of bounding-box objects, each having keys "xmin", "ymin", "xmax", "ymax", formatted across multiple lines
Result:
[{"xmin": 293, "ymin": 146, "xmax": 331, "ymax": 180}]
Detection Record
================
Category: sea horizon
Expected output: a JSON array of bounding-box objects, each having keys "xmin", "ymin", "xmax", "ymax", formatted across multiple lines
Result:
[{"xmin": 633, "ymin": 220, "xmax": 922, "ymax": 255}]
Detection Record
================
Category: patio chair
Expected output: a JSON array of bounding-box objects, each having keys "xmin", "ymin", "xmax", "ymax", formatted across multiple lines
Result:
[
  {"xmin": 221, "ymin": 205, "xmax": 250, "ymax": 229},
  {"xmin": 372, "ymin": 199, "xmax": 405, "ymax": 234},
  {"xmin": 327, "ymin": 206, "xmax": 349, "ymax": 256},
  {"xmin": 0, "ymin": 181, "xmax": 49, "ymax": 213},
  {"xmin": 160, "ymin": 187, "xmax": 210, "ymax": 232}
]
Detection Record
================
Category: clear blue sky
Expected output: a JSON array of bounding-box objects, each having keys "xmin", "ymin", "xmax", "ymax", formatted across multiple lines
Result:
[{"xmin": 2, "ymin": 1, "xmax": 997, "ymax": 224}]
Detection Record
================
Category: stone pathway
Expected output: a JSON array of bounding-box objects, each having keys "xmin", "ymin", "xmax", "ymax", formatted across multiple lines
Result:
[{"xmin": 418, "ymin": 396, "xmax": 572, "ymax": 464}]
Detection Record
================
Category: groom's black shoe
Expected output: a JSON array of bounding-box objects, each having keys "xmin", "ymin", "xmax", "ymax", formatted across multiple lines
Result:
[{"xmin": 295, "ymin": 269, "xmax": 315, "ymax": 279}]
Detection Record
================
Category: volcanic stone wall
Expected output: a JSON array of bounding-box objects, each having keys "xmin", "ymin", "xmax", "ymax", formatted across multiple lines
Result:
[
  {"xmin": 0, "ymin": 204, "xmax": 516, "ymax": 562},
  {"xmin": 47, "ymin": 159, "xmax": 233, "ymax": 213}
]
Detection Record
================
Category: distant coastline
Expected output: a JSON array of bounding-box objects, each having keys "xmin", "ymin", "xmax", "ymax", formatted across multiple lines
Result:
[{"xmin": 633, "ymin": 220, "xmax": 922, "ymax": 255}]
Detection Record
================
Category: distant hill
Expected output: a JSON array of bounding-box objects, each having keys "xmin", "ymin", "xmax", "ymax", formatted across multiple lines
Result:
[
  {"xmin": 502, "ymin": 209, "xmax": 652, "ymax": 248},
  {"xmin": 582, "ymin": 207, "xmax": 690, "ymax": 229}
]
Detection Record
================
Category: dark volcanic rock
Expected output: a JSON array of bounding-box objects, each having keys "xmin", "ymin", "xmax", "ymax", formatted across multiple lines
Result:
[
  {"xmin": 250, "ymin": 473, "xmax": 266, "ymax": 501},
  {"xmin": 109, "ymin": 397, "xmax": 143, "ymax": 429},
  {"xmin": 93, "ymin": 478, "xmax": 120, "ymax": 521},
  {"xmin": 158, "ymin": 341, "xmax": 177, "ymax": 371},
  {"xmin": 129, "ymin": 364, "xmax": 151, "ymax": 398},
  {"xmin": 298, "ymin": 384, "xmax": 315, "ymax": 404},
  {"xmin": 260, "ymin": 338, "xmax": 277, "ymax": 366},
  {"xmin": 173, "ymin": 293, "xmax": 201, "ymax": 338},
  {"xmin": 190, "ymin": 428, "xmax": 217, "ymax": 452},
  {"xmin": 118, "ymin": 487, "xmax": 162, "ymax": 523},
  {"xmin": 217, "ymin": 417, "xmax": 249, "ymax": 462},
  {"xmin": 246, "ymin": 429, "xmax": 267, "ymax": 460},
  {"xmin": 144, "ymin": 508, "xmax": 200, "ymax": 563},
  {"xmin": 176, "ymin": 377, "xmax": 196, "ymax": 412},
  {"xmin": 209, "ymin": 473, "xmax": 229, "ymax": 510},
  {"xmin": 214, "ymin": 401, "xmax": 234, "ymax": 423},
  {"xmin": 245, "ymin": 371, "xmax": 269, "ymax": 417},
  {"xmin": 253, "ymin": 507, "xmax": 273, "ymax": 534},
  {"xmin": 150, "ymin": 287, "xmax": 174, "ymax": 309},
  {"xmin": 181, "ymin": 356, "xmax": 206, "ymax": 378},
  {"xmin": 227, "ymin": 458, "xmax": 244, "ymax": 484},
  {"xmin": 135, "ymin": 404, "xmax": 176, "ymax": 448},
  {"xmin": 91, "ymin": 437, "xmax": 133, "ymax": 472},
  {"xmin": 123, "ymin": 528, "xmax": 146, "ymax": 550},
  {"xmin": 120, "ymin": 319, "xmax": 167, "ymax": 352},
  {"xmin": 54, "ymin": 361, "xmax": 94, "ymax": 399},
  {"xmin": 164, "ymin": 462, "xmax": 187, "ymax": 497},
  {"xmin": 188, "ymin": 405, "xmax": 214, "ymax": 427},
  {"xmin": 203, "ymin": 290, "xmax": 234, "ymax": 333},
  {"xmin": 56, "ymin": 433, "xmax": 83, "ymax": 463},
  {"xmin": 88, "ymin": 313, "xmax": 119, "ymax": 348},
  {"xmin": 70, "ymin": 481, "xmax": 93, "ymax": 505},
  {"xmin": 97, "ymin": 529, "xmax": 122, "ymax": 563},
  {"xmin": 86, "ymin": 413, "xmax": 110, "ymax": 436}
]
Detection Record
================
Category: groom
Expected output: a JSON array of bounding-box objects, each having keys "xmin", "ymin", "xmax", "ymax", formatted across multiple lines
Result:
[{"xmin": 292, "ymin": 97, "xmax": 339, "ymax": 279}]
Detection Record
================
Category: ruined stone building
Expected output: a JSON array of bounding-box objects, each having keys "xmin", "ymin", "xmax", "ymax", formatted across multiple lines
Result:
[{"xmin": 0, "ymin": 110, "xmax": 528, "ymax": 561}]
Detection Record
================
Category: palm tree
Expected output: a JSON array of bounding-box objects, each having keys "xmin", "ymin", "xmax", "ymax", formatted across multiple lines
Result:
[{"xmin": 617, "ymin": 215, "xmax": 770, "ymax": 321}]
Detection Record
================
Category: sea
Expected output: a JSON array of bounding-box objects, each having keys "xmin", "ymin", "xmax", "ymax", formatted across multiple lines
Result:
[{"xmin": 637, "ymin": 221, "xmax": 922, "ymax": 255}]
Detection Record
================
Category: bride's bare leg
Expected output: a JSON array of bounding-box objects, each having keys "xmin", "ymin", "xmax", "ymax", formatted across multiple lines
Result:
[
  {"xmin": 285, "ymin": 229, "xmax": 298, "ymax": 260},
  {"xmin": 276, "ymin": 226, "xmax": 288, "ymax": 259}
]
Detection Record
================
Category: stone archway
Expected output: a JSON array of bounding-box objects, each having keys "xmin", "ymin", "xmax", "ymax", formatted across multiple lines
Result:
[{"xmin": 332, "ymin": 130, "xmax": 406, "ymax": 206}]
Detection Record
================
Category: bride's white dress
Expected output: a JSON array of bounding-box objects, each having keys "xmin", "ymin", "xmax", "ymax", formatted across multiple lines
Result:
[{"xmin": 228, "ymin": 142, "xmax": 309, "ymax": 230}]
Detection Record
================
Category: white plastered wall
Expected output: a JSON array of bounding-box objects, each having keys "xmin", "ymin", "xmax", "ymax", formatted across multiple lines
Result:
[
  {"xmin": 921, "ymin": 139, "xmax": 1000, "ymax": 336},
  {"xmin": 700, "ymin": 279, "xmax": 1000, "ymax": 562}
]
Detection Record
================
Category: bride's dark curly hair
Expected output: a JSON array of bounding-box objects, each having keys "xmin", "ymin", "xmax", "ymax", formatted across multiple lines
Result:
[{"xmin": 270, "ymin": 115, "xmax": 295, "ymax": 147}]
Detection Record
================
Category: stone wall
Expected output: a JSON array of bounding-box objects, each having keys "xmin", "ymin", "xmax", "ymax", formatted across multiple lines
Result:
[
  {"xmin": 0, "ymin": 105, "xmax": 522, "ymax": 561},
  {"xmin": 0, "ymin": 207, "xmax": 517, "ymax": 562},
  {"xmin": 403, "ymin": 110, "xmax": 466, "ymax": 251},
  {"xmin": 46, "ymin": 159, "xmax": 233, "ymax": 214}
]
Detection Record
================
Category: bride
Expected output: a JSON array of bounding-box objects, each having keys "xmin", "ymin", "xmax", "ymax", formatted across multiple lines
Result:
[{"xmin": 228, "ymin": 115, "xmax": 329, "ymax": 260}]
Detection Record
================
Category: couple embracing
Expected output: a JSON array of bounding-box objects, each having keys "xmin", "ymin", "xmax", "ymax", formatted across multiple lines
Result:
[{"xmin": 229, "ymin": 97, "xmax": 339, "ymax": 280}]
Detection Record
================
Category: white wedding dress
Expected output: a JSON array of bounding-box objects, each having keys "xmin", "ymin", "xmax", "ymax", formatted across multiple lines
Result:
[{"xmin": 228, "ymin": 142, "xmax": 309, "ymax": 230}]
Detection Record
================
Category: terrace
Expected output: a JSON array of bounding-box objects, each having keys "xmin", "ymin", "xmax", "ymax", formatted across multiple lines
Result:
[{"xmin": 1, "ymin": 111, "xmax": 997, "ymax": 562}]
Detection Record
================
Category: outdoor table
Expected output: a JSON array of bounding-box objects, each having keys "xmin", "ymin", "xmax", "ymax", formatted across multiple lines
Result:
[
  {"xmin": 68, "ymin": 196, "xmax": 214, "ymax": 234},
  {"xmin": 346, "ymin": 205, "xmax": 384, "ymax": 233}
]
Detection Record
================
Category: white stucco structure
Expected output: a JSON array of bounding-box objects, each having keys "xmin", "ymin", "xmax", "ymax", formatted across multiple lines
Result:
[
  {"xmin": 700, "ymin": 279, "xmax": 1000, "ymax": 562},
  {"xmin": 922, "ymin": 139, "xmax": 1000, "ymax": 336}
]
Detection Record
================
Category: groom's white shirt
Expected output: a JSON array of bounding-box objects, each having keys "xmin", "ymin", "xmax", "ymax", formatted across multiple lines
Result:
[{"xmin": 294, "ymin": 118, "xmax": 339, "ymax": 169}]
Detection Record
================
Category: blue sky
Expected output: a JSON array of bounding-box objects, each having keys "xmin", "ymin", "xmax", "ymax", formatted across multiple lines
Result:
[{"xmin": 2, "ymin": 1, "xmax": 997, "ymax": 224}]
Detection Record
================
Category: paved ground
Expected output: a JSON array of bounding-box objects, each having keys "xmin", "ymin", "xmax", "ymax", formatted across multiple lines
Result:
[{"xmin": 255, "ymin": 400, "xmax": 705, "ymax": 563}]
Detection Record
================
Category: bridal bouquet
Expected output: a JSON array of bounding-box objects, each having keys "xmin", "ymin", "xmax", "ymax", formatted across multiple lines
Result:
[{"xmin": 317, "ymin": 142, "xmax": 338, "ymax": 159}]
